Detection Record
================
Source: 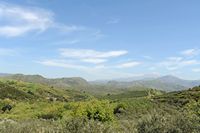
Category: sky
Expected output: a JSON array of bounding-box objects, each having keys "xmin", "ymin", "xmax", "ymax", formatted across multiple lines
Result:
[{"xmin": 1, "ymin": 0, "xmax": 200, "ymax": 80}]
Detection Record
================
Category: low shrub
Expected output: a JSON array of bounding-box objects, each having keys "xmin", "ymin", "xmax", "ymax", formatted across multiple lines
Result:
[
  {"xmin": 136, "ymin": 111, "xmax": 197, "ymax": 133},
  {"xmin": 37, "ymin": 113, "xmax": 62, "ymax": 120},
  {"xmin": 72, "ymin": 99, "xmax": 115, "ymax": 122}
]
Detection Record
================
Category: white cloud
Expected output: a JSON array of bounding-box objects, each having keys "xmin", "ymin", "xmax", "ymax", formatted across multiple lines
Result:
[
  {"xmin": 158, "ymin": 49, "xmax": 200, "ymax": 71},
  {"xmin": 38, "ymin": 59, "xmax": 140, "ymax": 80},
  {"xmin": 0, "ymin": 2, "xmax": 85, "ymax": 37},
  {"xmin": 0, "ymin": 2, "xmax": 54, "ymax": 37},
  {"xmin": 59, "ymin": 48, "xmax": 128, "ymax": 59},
  {"xmin": 181, "ymin": 48, "xmax": 200, "ymax": 57},
  {"xmin": 182, "ymin": 60, "xmax": 199, "ymax": 65},
  {"xmin": 38, "ymin": 48, "xmax": 130, "ymax": 74},
  {"xmin": 37, "ymin": 59, "xmax": 110, "ymax": 71},
  {"xmin": 37, "ymin": 60, "xmax": 86, "ymax": 69},
  {"xmin": 117, "ymin": 61, "xmax": 141, "ymax": 68},
  {"xmin": 81, "ymin": 58, "xmax": 107, "ymax": 64},
  {"xmin": 37, "ymin": 48, "xmax": 143, "ymax": 79},
  {"xmin": 159, "ymin": 57, "xmax": 199, "ymax": 71}
]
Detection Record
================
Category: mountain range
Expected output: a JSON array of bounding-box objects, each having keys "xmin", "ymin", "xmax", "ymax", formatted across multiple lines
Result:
[
  {"xmin": 0, "ymin": 73, "xmax": 200, "ymax": 92},
  {"xmin": 104, "ymin": 75, "xmax": 200, "ymax": 91}
]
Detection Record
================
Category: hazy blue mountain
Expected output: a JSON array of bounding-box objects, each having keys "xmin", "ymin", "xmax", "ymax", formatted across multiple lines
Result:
[
  {"xmin": 0, "ymin": 73, "xmax": 11, "ymax": 77},
  {"xmin": 156, "ymin": 75, "xmax": 200, "ymax": 88},
  {"xmin": 114, "ymin": 74, "xmax": 160, "ymax": 82},
  {"xmin": 91, "ymin": 74, "xmax": 159, "ymax": 84},
  {"xmin": 104, "ymin": 75, "xmax": 200, "ymax": 91},
  {"xmin": 2, "ymin": 73, "xmax": 200, "ymax": 92}
]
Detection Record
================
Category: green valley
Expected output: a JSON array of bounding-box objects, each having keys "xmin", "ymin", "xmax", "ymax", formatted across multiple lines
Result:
[{"xmin": 0, "ymin": 75, "xmax": 199, "ymax": 133}]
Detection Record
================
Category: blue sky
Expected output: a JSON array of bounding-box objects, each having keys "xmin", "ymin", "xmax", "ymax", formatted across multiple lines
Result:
[{"xmin": 1, "ymin": 0, "xmax": 200, "ymax": 80}]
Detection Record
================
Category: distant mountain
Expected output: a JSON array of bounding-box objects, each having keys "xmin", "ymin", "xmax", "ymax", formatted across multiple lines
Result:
[
  {"xmin": 90, "ymin": 74, "xmax": 159, "ymax": 84},
  {"xmin": 2, "ymin": 73, "xmax": 200, "ymax": 92},
  {"xmin": 4, "ymin": 74, "xmax": 47, "ymax": 84},
  {"xmin": 1, "ymin": 74, "xmax": 90, "ymax": 91},
  {"xmin": 157, "ymin": 75, "xmax": 200, "ymax": 88},
  {"xmin": 158, "ymin": 75, "xmax": 181, "ymax": 82},
  {"xmin": 105, "ymin": 80, "xmax": 180, "ymax": 91},
  {"xmin": 0, "ymin": 73, "xmax": 11, "ymax": 77},
  {"xmin": 0, "ymin": 74, "xmax": 155, "ymax": 95},
  {"xmin": 102, "ymin": 75, "xmax": 200, "ymax": 91},
  {"xmin": 114, "ymin": 74, "xmax": 160, "ymax": 82}
]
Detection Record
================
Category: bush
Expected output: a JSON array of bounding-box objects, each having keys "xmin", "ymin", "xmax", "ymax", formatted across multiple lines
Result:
[
  {"xmin": 113, "ymin": 103, "xmax": 126, "ymax": 114},
  {"xmin": 72, "ymin": 99, "xmax": 115, "ymax": 122},
  {"xmin": 63, "ymin": 118, "xmax": 114, "ymax": 133},
  {"xmin": 37, "ymin": 103, "xmax": 65, "ymax": 120},
  {"xmin": 37, "ymin": 113, "xmax": 62, "ymax": 120},
  {"xmin": 0, "ymin": 120, "xmax": 62, "ymax": 133},
  {"xmin": 136, "ymin": 111, "xmax": 197, "ymax": 133}
]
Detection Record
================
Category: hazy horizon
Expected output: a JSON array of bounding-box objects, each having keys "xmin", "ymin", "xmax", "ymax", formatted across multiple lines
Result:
[
  {"xmin": 1, "ymin": 0, "xmax": 200, "ymax": 80},
  {"xmin": 1, "ymin": 72, "xmax": 200, "ymax": 82}
]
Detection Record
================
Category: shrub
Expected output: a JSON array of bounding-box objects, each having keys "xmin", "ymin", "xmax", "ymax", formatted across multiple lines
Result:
[
  {"xmin": 72, "ymin": 99, "xmax": 115, "ymax": 122},
  {"xmin": 38, "ymin": 113, "xmax": 62, "ymax": 120},
  {"xmin": 136, "ymin": 111, "xmax": 196, "ymax": 133},
  {"xmin": 113, "ymin": 103, "xmax": 126, "ymax": 114},
  {"xmin": 63, "ymin": 118, "xmax": 114, "ymax": 133}
]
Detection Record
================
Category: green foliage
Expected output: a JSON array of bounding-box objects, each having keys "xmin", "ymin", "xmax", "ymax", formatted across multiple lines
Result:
[
  {"xmin": 137, "ymin": 111, "xmax": 197, "ymax": 133},
  {"xmin": 37, "ymin": 113, "xmax": 62, "ymax": 120},
  {"xmin": 154, "ymin": 86, "xmax": 200, "ymax": 107},
  {"xmin": 104, "ymin": 90, "xmax": 149, "ymax": 100},
  {"xmin": 63, "ymin": 118, "xmax": 115, "ymax": 133},
  {"xmin": 0, "ymin": 81, "xmax": 35, "ymax": 100},
  {"xmin": 71, "ymin": 99, "xmax": 115, "ymax": 122},
  {"xmin": 184, "ymin": 100, "xmax": 200, "ymax": 125},
  {"xmin": 0, "ymin": 120, "xmax": 62, "ymax": 133},
  {"xmin": 0, "ymin": 79, "xmax": 200, "ymax": 133},
  {"xmin": 0, "ymin": 79, "xmax": 90, "ymax": 102}
]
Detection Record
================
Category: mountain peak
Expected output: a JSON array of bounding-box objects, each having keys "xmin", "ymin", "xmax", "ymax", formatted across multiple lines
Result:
[
  {"xmin": 157, "ymin": 75, "xmax": 186, "ymax": 85},
  {"xmin": 159, "ymin": 75, "xmax": 181, "ymax": 80}
]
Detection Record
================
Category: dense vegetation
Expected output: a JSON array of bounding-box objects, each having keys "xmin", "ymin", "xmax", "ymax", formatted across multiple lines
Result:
[{"xmin": 0, "ymin": 78, "xmax": 200, "ymax": 133}]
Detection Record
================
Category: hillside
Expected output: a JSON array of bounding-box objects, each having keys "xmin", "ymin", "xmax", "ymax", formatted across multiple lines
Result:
[
  {"xmin": 0, "ymin": 74, "xmax": 155, "ymax": 95},
  {"xmin": 154, "ymin": 85, "xmax": 200, "ymax": 107},
  {"xmin": 1, "ymin": 74, "xmax": 90, "ymax": 92},
  {"xmin": 2, "ymin": 74, "xmax": 200, "ymax": 93},
  {"xmin": 0, "ymin": 79, "xmax": 199, "ymax": 133},
  {"xmin": 0, "ymin": 80, "xmax": 89, "ymax": 102},
  {"xmin": 103, "ymin": 89, "xmax": 163, "ymax": 100}
]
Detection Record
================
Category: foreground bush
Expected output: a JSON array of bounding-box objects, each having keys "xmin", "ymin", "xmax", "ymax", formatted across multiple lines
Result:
[
  {"xmin": 63, "ymin": 118, "xmax": 115, "ymax": 133},
  {"xmin": 137, "ymin": 111, "xmax": 198, "ymax": 133},
  {"xmin": 1, "ymin": 110, "xmax": 199, "ymax": 133},
  {"xmin": 0, "ymin": 120, "xmax": 61, "ymax": 133},
  {"xmin": 0, "ymin": 118, "xmax": 116, "ymax": 133}
]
